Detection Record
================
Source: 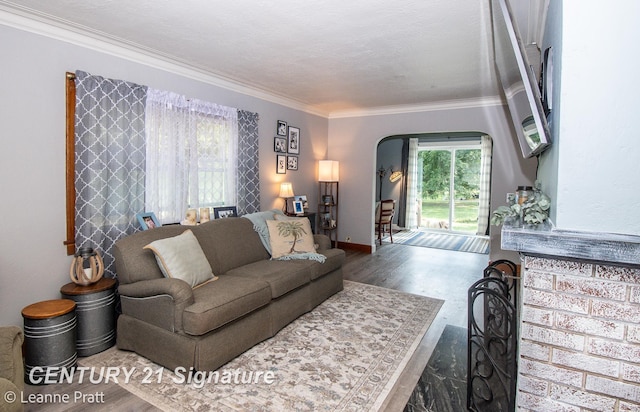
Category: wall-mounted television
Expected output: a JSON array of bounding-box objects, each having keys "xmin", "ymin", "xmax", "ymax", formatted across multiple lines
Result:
[{"xmin": 491, "ymin": 0, "xmax": 551, "ymax": 158}]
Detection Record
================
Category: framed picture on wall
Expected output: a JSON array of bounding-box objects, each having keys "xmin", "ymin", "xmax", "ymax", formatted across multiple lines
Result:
[
  {"xmin": 287, "ymin": 156, "xmax": 298, "ymax": 171},
  {"xmin": 288, "ymin": 126, "xmax": 300, "ymax": 154},
  {"xmin": 274, "ymin": 136, "xmax": 287, "ymax": 153},
  {"xmin": 276, "ymin": 155, "xmax": 286, "ymax": 174},
  {"xmin": 277, "ymin": 120, "xmax": 288, "ymax": 136}
]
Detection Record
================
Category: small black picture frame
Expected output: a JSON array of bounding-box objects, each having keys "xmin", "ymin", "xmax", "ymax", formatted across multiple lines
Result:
[
  {"xmin": 287, "ymin": 155, "xmax": 298, "ymax": 171},
  {"xmin": 277, "ymin": 120, "xmax": 288, "ymax": 136},
  {"xmin": 274, "ymin": 136, "xmax": 287, "ymax": 153},
  {"xmin": 213, "ymin": 206, "xmax": 237, "ymax": 219},
  {"xmin": 276, "ymin": 155, "xmax": 286, "ymax": 174}
]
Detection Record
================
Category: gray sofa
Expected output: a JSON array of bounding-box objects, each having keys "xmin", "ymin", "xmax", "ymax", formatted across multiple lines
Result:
[
  {"xmin": 0, "ymin": 326, "xmax": 23, "ymax": 412},
  {"xmin": 114, "ymin": 216, "xmax": 345, "ymax": 371}
]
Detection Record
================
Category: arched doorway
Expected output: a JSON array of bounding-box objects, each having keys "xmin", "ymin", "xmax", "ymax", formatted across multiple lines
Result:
[{"xmin": 376, "ymin": 132, "xmax": 492, "ymax": 252}]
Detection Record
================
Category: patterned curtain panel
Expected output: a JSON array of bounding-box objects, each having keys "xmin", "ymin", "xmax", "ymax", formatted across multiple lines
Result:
[
  {"xmin": 476, "ymin": 135, "xmax": 493, "ymax": 235},
  {"xmin": 404, "ymin": 138, "xmax": 419, "ymax": 229},
  {"xmin": 74, "ymin": 70, "xmax": 147, "ymax": 278},
  {"xmin": 237, "ymin": 110, "xmax": 260, "ymax": 215}
]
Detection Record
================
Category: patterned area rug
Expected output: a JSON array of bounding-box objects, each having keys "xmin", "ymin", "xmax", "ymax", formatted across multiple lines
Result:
[
  {"xmin": 383, "ymin": 230, "xmax": 489, "ymax": 254},
  {"xmin": 80, "ymin": 281, "xmax": 443, "ymax": 411}
]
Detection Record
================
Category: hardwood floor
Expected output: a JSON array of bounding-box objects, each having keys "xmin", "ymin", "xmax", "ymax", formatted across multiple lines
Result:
[
  {"xmin": 343, "ymin": 242, "xmax": 489, "ymax": 411},
  {"xmin": 23, "ymin": 242, "xmax": 488, "ymax": 411}
]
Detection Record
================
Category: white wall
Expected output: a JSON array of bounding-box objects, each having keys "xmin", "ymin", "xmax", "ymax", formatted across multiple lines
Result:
[
  {"xmin": 376, "ymin": 138, "xmax": 403, "ymax": 211},
  {"xmin": 328, "ymin": 104, "xmax": 537, "ymax": 255},
  {"xmin": 0, "ymin": 24, "xmax": 327, "ymax": 327},
  {"xmin": 539, "ymin": 1, "xmax": 640, "ymax": 236}
]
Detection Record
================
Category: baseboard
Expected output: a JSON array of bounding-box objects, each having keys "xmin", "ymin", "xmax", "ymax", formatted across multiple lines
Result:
[{"xmin": 337, "ymin": 241, "xmax": 372, "ymax": 254}]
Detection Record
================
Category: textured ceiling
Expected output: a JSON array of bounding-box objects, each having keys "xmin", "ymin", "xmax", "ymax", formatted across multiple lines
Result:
[{"xmin": 0, "ymin": 0, "xmax": 542, "ymax": 117}]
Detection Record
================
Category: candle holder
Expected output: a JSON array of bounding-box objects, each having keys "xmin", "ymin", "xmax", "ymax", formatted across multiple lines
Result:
[{"xmin": 70, "ymin": 247, "xmax": 104, "ymax": 285}]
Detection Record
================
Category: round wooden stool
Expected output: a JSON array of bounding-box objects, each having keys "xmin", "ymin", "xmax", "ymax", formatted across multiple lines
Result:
[
  {"xmin": 60, "ymin": 277, "xmax": 117, "ymax": 356},
  {"xmin": 22, "ymin": 299, "xmax": 77, "ymax": 385}
]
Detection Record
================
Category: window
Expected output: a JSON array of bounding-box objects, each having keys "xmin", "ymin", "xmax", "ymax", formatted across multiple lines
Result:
[{"xmin": 144, "ymin": 89, "xmax": 238, "ymax": 224}]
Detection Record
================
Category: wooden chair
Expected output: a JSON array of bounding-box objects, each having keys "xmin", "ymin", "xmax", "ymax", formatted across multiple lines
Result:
[{"xmin": 375, "ymin": 199, "xmax": 396, "ymax": 245}]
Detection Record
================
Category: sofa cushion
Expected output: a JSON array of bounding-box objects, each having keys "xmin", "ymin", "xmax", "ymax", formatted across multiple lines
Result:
[
  {"xmin": 309, "ymin": 248, "xmax": 346, "ymax": 280},
  {"xmin": 144, "ymin": 230, "xmax": 216, "ymax": 288},
  {"xmin": 183, "ymin": 276, "xmax": 271, "ymax": 336},
  {"xmin": 192, "ymin": 218, "xmax": 270, "ymax": 276},
  {"xmin": 227, "ymin": 260, "xmax": 313, "ymax": 298},
  {"xmin": 266, "ymin": 218, "xmax": 316, "ymax": 259}
]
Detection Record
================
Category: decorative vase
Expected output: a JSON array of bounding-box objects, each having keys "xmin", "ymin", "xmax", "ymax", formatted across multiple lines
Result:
[{"xmin": 70, "ymin": 247, "xmax": 104, "ymax": 285}]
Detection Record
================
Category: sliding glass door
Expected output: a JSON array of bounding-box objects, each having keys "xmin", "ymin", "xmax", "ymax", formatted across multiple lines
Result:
[{"xmin": 419, "ymin": 142, "xmax": 481, "ymax": 234}]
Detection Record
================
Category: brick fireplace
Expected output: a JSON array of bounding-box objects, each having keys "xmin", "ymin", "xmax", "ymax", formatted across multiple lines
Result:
[{"xmin": 502, "ymin": 226, "xmax": 640, "ymax": 411}]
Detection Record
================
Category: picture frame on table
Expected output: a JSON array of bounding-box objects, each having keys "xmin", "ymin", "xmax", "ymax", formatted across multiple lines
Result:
[
  {"xmin": 287, "ymin": 126, "xmax": 300, "ymax": 154},
  {"xmin": 213, "ymin": 206, "xmax": 237, "ymax": 219},
  {"xmin": 274, "ymin": 136, "xmax": 287, "ymax": 153},
  {"xmin": 287, "ymin": 156, "xmax": 298, "ymax": 171},
  {"xmin": 294, "ymin": 195, "xmax": 308, "ymax": 210},
  {"xmin": 137, "ymin": 212, "xmax": 161, "ymax": 230},
  {"xmin": 276, "ymin": 155, "xmax": 287, "ymax": 174},
  {"xmin": 277, "ymin": 120, "xmax": 288, "ymax": 136},
  {"xmin": 293, "ymin": 200, "xmax": 304, "ymax": 215}
]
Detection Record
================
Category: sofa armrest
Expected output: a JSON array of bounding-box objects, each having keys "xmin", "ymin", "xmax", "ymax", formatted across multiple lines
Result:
[
  {"xmin": 118, "ymin": 278, "xmax": 195, "ymax": 333},
  {"xmin": 314, "ymin": 234, "xmax": 332, "ymax": 251},
  {"xmin": 0, "ymin": 326, "xmax": 24, "ymax": 393}
]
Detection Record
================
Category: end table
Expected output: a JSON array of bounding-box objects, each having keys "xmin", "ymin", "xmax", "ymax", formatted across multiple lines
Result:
[
  {"xmin": 22, "ymin": 299, "xmax": 77, "ymax": 384},
  {"xmin": 60, "ymin": 277, "xmax": 117, "ymax": 357}
]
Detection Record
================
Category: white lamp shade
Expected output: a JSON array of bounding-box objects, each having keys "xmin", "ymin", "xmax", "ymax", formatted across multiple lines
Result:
[
  {"xmin": 279, "ymin": 182, "xmax": 294, "ymax": 198},
  {"xmin": 318, "ymin": 160, "xmax": 340, "ymax": 182}
]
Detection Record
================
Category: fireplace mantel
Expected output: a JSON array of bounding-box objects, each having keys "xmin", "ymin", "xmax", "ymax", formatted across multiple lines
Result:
[
  {"xmin": 500, "ymin": 222, "xmax": 640, "ymax": 411},
  {"xmin": 501, "ymin": 222, "xmax": 640, "ymax": 267}
]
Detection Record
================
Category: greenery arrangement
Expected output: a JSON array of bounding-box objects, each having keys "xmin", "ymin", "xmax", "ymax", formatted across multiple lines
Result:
[{"xmin": 491, "ymin": 181, "xmax": 551, "ymax": 226}]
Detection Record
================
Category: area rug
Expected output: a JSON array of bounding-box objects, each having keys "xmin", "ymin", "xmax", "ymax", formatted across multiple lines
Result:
[
  {"xmin": 384, "ymin": 230, "xmax": 489, "ymax": 254},
  {"xmin": 80, "ymin": 281, "xmax": 443, "ymax": 411}
]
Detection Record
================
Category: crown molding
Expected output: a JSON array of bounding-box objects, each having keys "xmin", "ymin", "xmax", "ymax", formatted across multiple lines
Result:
[
  {"xmin": 0, "ymin": 4, "xmax": 330, "ymax": 118},
  {"xmin": 328, "ymin": 96, "xmax": 504, "ymax": 119},
  {"xmin": 0, "ymin": 3, "xmax": 503, "ymax": 120}
]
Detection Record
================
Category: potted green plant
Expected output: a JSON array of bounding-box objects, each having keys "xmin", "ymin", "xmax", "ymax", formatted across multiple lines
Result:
[{"xmin": 491, "ymin": 181, "xmax": 551, "ymax": 227}]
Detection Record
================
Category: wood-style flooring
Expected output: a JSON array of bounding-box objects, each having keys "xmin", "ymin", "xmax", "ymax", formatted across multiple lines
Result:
[
  {"xmin": 23, "ymin": 242, "xmax": 489, "ymax": 411},
  {"xmin": 344, "ymin": 242, "xmax": 488, "ymax": 411}
]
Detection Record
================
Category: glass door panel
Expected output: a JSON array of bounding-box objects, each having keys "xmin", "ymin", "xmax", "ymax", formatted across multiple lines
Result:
[
  {"xmin": 419, "ymin": 150, "xmax": 451, "ymax": 229},
  {"xmin": 452, "ymin": 149, "xmax": 481, "ymax": 233}
]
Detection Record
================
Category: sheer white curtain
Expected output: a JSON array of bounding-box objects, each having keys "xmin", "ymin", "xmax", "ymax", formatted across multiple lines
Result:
[
  {"xmin": 476, "ymin": 135, "xmax": 493, "ymax": 235},
  {"xmin": 145, "ymin": 89, "xmax": 238, "ymax": 223},
  {"xmin": 404, "ymin": 137, "xmax": 419, "ymax": 229}
]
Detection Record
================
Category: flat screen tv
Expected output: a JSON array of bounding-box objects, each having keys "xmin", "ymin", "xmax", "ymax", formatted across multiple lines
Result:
[{"xmin": 491, "ymin": 0, "xmax": 551, "ymax": 158}]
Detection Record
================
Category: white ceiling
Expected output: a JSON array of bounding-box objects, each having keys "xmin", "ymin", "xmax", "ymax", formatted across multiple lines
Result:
[{"xmin": 0, "ymin": 0, "xmax": 543, "ymax": 117}]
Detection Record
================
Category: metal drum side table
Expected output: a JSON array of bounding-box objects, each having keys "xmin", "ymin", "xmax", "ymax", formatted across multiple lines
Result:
[
  {"xmin": 22, "ymin": 299, "xmax": 77, "ymax": 385},
  {"xmin": 60, "ymin": 277, "xmax": 116, "ymax": 357}
]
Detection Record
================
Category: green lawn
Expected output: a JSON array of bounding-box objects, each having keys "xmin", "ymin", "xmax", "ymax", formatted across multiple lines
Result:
[{"xmin": 421, "ymin": 199, "xmax": 479, "ymax": 233}]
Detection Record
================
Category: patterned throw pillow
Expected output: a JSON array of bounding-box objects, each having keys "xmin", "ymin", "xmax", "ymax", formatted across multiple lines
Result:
[
  {"xmin": 266, "ymin": 218, "xmax": 316, "ymax": 259},
  {"xmin": 144, "ymin": 230, "xmax": 217, "ymax": 288}
]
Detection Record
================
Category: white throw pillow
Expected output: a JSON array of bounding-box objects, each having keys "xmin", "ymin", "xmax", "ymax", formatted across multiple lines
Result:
[{"xmin": 144, "ymin": 230, "xmax": 216, "ymax": 288}]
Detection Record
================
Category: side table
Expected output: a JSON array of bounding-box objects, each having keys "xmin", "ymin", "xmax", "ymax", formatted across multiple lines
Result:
[
  {"xmin": 285, "ymin": 211, "xmax": 316, "ymax": 233},
  {"xmin": 22, "ymin": 299, "xmax": 77, "ymax": 384},
  {"xmin": 60, "ymin": 277, "xmax": 117, "ymax": 357}
]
